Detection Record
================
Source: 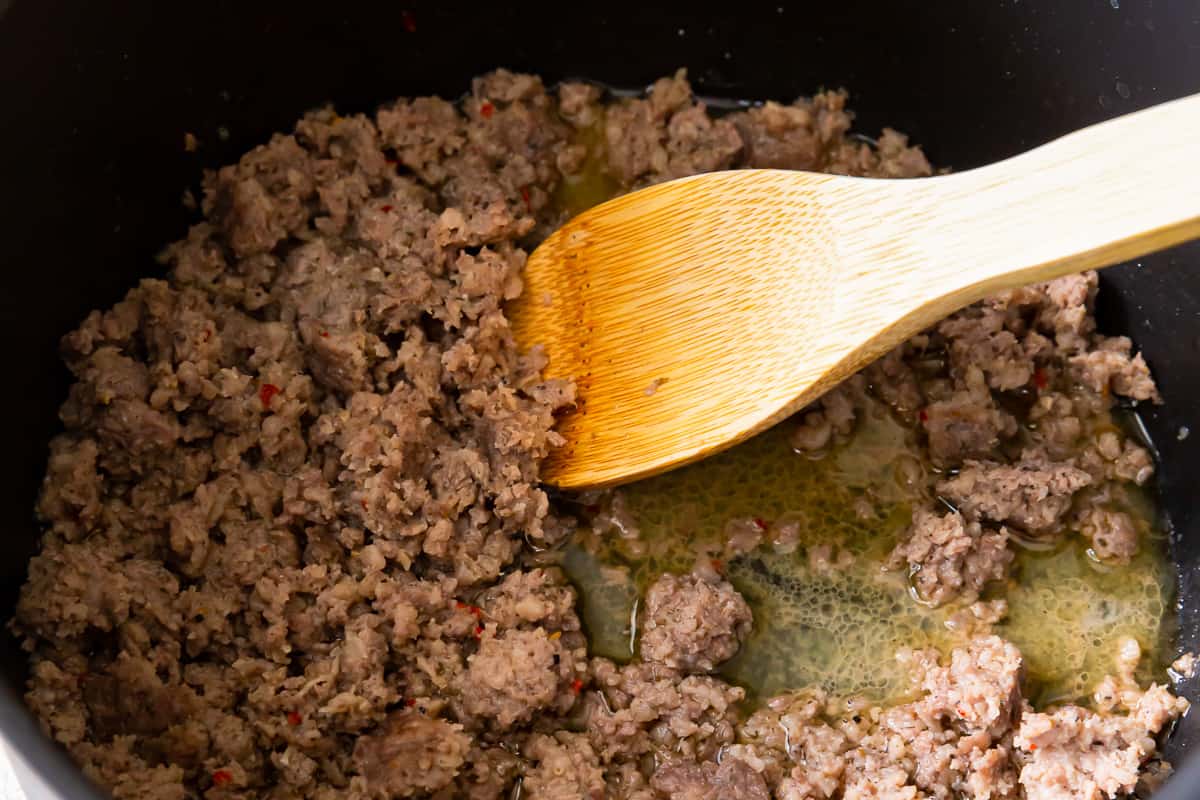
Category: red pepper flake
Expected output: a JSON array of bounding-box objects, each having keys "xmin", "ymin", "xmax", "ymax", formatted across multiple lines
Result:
[
  {"xmin": 259, "ymin": 383, "xmax": 281, "ymax": 409},
  {"xmin": 1033, "ymin": 367, "xmax": 1048, "ymax": 390},
  {"xmin": 520, "ymin": 186, "xmax": 532, "ymax": 210},
  {"xmin": 456, "ymin": 601, "xmax": 482, "ymax": 616},
  {"xmin": 381, "ymin": 204, "xmax": 393, "ymax": 213},
  {"xmin": 472, "ymin": 624, "xmax": 484, "ymax": 638},
  {"xmin": 1029, "ymin": 743, "xmax": 1038, "ymax": 751},
  {"xmin": 957, "ymin": 706, "xmax": 968, "ymax": 717},
  {"xmin": 480, "ymin": 101, "xmax": 495, "ymax": 119},
  {"xmin": 212, "ymin": 770, "xmax": 233, "ymax": 788},
  {"xmin": 287, "ymin": 711, "xmax": 302, "ymax": 726},
  {"xmin": 405, "ymin": 697, "xmax": 417, "ymax": 707},
  {"xmin": 919, "ymin": 408, "xmax": 929, "ymax": 423},
  {"xmin": 570, "ymin": 678, "xmax": 584, "ymax": 694},
  {"xmin": 753, "ymin": 517, "xmax": 768, "ymax": 531},
  {"xmin": 319, "ymin": 330, "xmax": 329, "ymax": 338},
  {"xmin": 710, "ymin": 558, "xmax": 725, "ymax": 574},
  {"xmin": 400, "ymin": 10, "xmax": 417, "ymax": 32}
]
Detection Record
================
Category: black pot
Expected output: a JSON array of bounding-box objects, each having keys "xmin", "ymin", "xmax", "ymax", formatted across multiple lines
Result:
[{"xmin": 1, "ymin": 1, "xmax": 1197, "ymax": 797}]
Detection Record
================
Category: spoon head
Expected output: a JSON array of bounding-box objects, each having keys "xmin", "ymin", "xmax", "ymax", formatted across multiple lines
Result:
[{"xmin": 510, "ymin": 169, "xmax": 865, "ymax": 489}]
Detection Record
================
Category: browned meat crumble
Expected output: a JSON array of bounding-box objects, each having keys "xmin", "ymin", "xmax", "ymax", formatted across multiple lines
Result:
[
  {"xmin": 639, "ymin": 572, "xmax": 752, "ymax": 672},
  {"xmin": 13, "ymin": 68, "xmax": 1186, "ymax": 800}
]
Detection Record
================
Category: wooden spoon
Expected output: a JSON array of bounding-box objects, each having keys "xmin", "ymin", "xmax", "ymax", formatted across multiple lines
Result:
[{"xmin": 510, "ymin": 94, "xmax": 1200, "ymax": 490}]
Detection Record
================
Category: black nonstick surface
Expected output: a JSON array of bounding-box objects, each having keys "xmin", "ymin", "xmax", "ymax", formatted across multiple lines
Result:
[{"xmin": 1, "ymin": 1, "xmax": 1198, "ymax": 797}]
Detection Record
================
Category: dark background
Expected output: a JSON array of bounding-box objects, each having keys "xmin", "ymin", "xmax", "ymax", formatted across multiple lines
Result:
[{"xmin": 1, "ymin": 1, "xmax": 1199, "ymax": 797}]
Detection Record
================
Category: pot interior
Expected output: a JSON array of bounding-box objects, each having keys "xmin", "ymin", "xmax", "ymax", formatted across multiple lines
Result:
[{"xmin": 0, "ymin": 1, "xmax": 1197, "ymax": 797}]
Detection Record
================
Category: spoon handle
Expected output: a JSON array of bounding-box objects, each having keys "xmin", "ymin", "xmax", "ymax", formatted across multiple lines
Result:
[{"xmin": 893, "ymin": 92, "xmax": 1200, "ymax": 313}]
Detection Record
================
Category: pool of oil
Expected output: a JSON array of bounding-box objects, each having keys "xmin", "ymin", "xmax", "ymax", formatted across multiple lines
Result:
[
  {"xmin": 561, "ymin": 396, "xmax": 1177, "ymax": 708},
  {"xmin": 548, "ymin": 115, "xmax": 1176, "ymax": 710}
]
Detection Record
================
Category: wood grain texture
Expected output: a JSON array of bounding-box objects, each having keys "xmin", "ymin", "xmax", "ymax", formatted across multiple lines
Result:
[{"xmin": 509, "ymin": 93, "xmax": 1200, "ymax": 489}]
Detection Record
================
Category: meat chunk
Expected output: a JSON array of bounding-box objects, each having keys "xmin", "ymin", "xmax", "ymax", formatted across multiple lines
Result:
[
  {"xmin": 1076, "ymin": 506, "xmax": 1139, "ymax": 563},
  {"xmin": 477, "ymin": 567, "xmax": 580, "ymax": 632},
  {"xmin": 825, "ymin": 126, "xmax": 932, "ymax": 178},
  {"xmin": 81, "ymin": 655, "xmax": 195, "ymax": 739},
  {"xmin": 865, "ymin": 344, "xmax": 925, "ymax": 415},
  {"xmin": 639, "ymin": 571, "xmax": 753, "ymax": 672},
  {"xmin": 376, "ymin": 96, "xmax": 466, "ymax": 183},
  {"xmin": 17, "ymin": 539, "xmax": 181, "ymax": 642},
  {"xmin": 1079, "ymin": 431, "xmax": 1156, "ymax": 486},
  {"xmin": 35, "ymin": 436, "xmax": 104, "ymax": 542},
  {"xmin": 1069, "ymin": 336, "xmax": 1160, "ymax": 403},
  {"xmin": 586, "ymin": 660, "xmax": 743, "ymax": 763},
  {"xmin": 1016, "ymin": 685, "xmax": 1188, "ymax": 800},
  {"xmin": 915, "ymin": 635, "xmax": 1023, "ymax": 737},
  {"xmin": 446, "ymin": 744, "xmax": 522, "ymax": 800},
  {"xmin": 523, "ymin": 732, "xmax": 605, "ymax": 800},
  {"xmin": 732, "ymin": 89, "xmax": 929, "ymax": 178},
  {"xmin": 888, "ymin": 510, "xmax": 1013, "ymax": 606},
  {"xmin": 922, "ymin": 368, "xmax": 1017, "ymax": 466},
  {"xmin": 604, "ymin": 69, "xmax": 741, "ymax": 186},
  {"xmin": 459, "ymin": 628, "xmax": 573, "ymax": 728},
  {"xmin": 1027, "ymin": 392, "xmax": 1087, "ymax": 460},
  {"xmin": 352, "ymin": 712, "xmax": 471, "ymax": 798},
  {"xmin": 791, "ymin": 376, "xmax": 866, "ymax": 453},
  {"xmin": 874, "ymin": 638, "xmax": 1022, "ymax": 797},
  {"xmin": 202, "ymin": 134, "xmax": 318, "ymax": 257},
  {"xmin": 1171, "ymin": 652, "xmax": 1197, "ymax": 679},
  {"xmin": 604, "ymin": 72, "xmax": 688, "ymax": 185},
  {"xmin": 557, "ymin": 82, "xmax": 603, "ymax": 128},
  {"xmin": 730, "ymin": 99, "xmax": 823, "ymax": 170},
  {"xmin": 663, "ymin": 106, "xmax": 743, "ymax": 180},
  {"xmin": 650, "ymin": 758, "xmax": 771, "ymax": 800},
  {"xmin": 70, "ymin": 739, "xmax": 187, "ymax": 800},
  {"xmin": 938, "ymin": 306, "xmax": 1042, "ymax": 391},
  {"xmin": 859, "ymin": 127, "xmax": 934, "ymax": 178},
  {"xmin": 742, "ymin": 636, "xmax": 1024, "ymax": 800},
  {"xmin": 988, "ymin": 272, "xmax": 1098, "ymax": 355},
  {"xmin": 938, "ymin": 457, "xmax": 1092, "ymax": 535},
  {"xmin": 945, "ymin": 599, "xmax": 1010, "ymax": 637}
]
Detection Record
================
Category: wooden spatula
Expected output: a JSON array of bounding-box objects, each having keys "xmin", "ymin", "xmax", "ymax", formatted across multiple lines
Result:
[{"xmin": 510, "ymin": 94, "xmax": 1200, "ymax": 490}]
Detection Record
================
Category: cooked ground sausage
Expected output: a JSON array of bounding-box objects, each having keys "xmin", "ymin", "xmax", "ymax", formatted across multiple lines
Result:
[
  {"xmin": 639, "ymin": 571, "xmax": 753, "ymax": 672},
  {"xmin": 13, "ymin": 68, "xmax": 1185, "ymax": 800}
]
